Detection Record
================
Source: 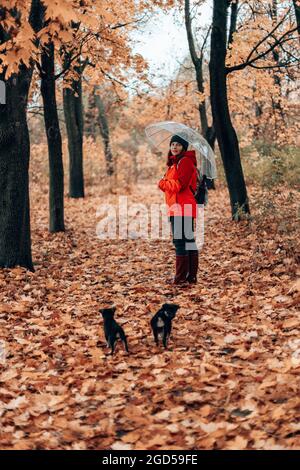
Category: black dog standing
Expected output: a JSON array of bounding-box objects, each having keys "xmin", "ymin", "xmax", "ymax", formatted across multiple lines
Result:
[
  {"xmin": 150, "ymin": 303, "xmax": 180, "ymax": 348},
  {"xmin": 100, "ymin": 306, "xmax": 129, "ymax": 355}
]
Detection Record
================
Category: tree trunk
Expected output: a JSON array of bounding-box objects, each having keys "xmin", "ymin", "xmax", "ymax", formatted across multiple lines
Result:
[
  {"xmin": 0, "ymin": 65, "xmax": 34, "ymax": 270},
  {"xmin": 209, "ymin": 0, "xmax": 250, "ymax": 219},
  {"xmin": 204, "ymin": 124, "xmax": 216, "ymax": 151},
  {"xmin": 228, "ymin": 0, "xmax": 239, "ymax": 46},
  {"xmin": 40, "ymin": 41, "xmax": 65, "ymax": 232},
  {"xmin": 184, "ymin": 0, "xmax": 216, "ymax": 150},
  {"xmin": 198, "ymin": 56, "xmax": 216, "ymax": 151},
  {"xmin": 131, "ymin": 151, "xmax": 138, "ymax": 184},
  {"xmin": 85, "ymin": 93, "xmax": 97, "ymax": 140},
  {"xmin": 271, "ymin": 0, "xmax": 284, "ymax": 121},
  {"xmin": 63, "ymin": 63, "xmax": 84, "ymax": 198},
  {"xmin": 0, "ymin": 3, "xmax": 40, "ymax": 271},
  {"xmin": 292, "ymin": 0, "xmax": 300, "ymax": 40},
  {"xmin": 94, "ymin": 90, "xmax": 114, "ymax": 176}
]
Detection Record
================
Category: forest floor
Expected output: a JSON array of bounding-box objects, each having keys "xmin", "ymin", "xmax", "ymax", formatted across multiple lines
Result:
[{"xmin": 0, "ymin": 181, "xmax": 299, "ymax": 450}]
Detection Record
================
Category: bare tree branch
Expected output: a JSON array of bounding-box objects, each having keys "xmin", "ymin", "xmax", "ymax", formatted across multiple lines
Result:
[
  {"xmin": 248, "ymin": 59, "xmax": 300, "ymax": 70},
  {"xmin": 226, "ymin": 22, "xmax": 298, "ymax": 74},
  {"xmin": 54, "ymin": 32, "xmax": 92, "ymax": 80},
  {"xmin": 200, "ymin": 25, "xmax": 211, "ymax": 56},
  {"xmin": 185, "ymin": 0, "xmax": 199, "ymax": 67},
  {"xmin": 110, "ymin": 12, "xmax": 150, "ymax": 30}
]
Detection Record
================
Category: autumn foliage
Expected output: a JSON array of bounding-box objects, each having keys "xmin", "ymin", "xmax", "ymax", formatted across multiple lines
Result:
[{"xmin": 0, "ymin": 0, "xmax": 299, "ymax": 451}]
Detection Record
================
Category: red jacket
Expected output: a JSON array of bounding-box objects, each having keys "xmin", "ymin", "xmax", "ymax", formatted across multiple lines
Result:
[{"xmin": 158, "ymin": 150, "xmax": 197, "ymax": 218}]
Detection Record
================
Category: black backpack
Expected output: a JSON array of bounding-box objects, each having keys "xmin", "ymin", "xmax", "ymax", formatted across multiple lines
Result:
[{"xmin": 192, "ymin": 170, "xmax": 209, "ymax": 206}]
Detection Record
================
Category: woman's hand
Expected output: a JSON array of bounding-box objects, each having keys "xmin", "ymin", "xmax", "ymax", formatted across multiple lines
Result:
[
  {"xmin": 158, "ymin": 178, "xmax": 166, "ymax": 191},
  {"xmin": 158, "ymin": 177, "xmax": 181, "ymax": 193}
]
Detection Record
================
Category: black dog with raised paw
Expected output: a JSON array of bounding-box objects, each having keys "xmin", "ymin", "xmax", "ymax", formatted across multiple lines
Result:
[
  {"xmin": 150, "ymin": 303, "xmax": 180, "ymax": 348},
  {"xmin": 100, "ymin": 306, "xmax": 129, "ymax": 354}
]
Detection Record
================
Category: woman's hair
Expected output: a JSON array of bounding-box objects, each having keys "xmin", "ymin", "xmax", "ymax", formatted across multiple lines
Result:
[{"xmin": 167, "ymin": 147, "xmax": 186, "ymax": 166}]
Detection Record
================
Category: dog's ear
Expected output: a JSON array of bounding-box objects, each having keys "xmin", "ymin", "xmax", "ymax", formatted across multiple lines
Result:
[
  {"xmin": 100, "ymin": 306, "xmax": 116, "ymax": 314},
  {"xmin": 163, "ymin": 303, "xmax": 178, "ymax": 311},
  {"xmin": 165, "ymin": 310, "xmax": 176, "ymax": 319},
  {"xmin": 169, "ymin": 303, "xmax": 179, "ymax": 312},
  {"xmin": 100, "ymin": 308, "xmax": 109, "ymax": 318}
]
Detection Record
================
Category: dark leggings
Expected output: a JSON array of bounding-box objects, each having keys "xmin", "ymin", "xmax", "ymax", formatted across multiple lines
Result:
[{"xmin": 169, "ymin": 216, "xmax": 198, "ymax": 255}]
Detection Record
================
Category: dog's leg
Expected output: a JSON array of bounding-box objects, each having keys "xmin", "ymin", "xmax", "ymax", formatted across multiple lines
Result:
[
  {"xmin": 153, "ymin": 327, "xmax": 159, "ymax": 346},
  {"xmin": 120, "ymin": 331, "xmax": 129, "ymax": 353},
  {"xmin": 163, "ymin": 329, "xmax": 168, "ymax": 349}
]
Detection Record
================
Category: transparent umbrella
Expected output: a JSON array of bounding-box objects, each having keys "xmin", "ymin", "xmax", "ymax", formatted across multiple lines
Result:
[{"xmin": 145, "ymin": 120, "xmax": 217, "ymax": 179}]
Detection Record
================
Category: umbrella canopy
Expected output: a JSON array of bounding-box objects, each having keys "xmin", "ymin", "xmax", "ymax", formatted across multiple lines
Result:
[{"xmin": 145, "ymin": 120, "xmax": 217, "ymax": 179}]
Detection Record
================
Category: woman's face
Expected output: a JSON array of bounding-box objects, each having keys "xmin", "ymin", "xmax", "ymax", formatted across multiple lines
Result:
[{"xmin": 170, "ymin": 141, "xmax": 183, "ymax": 156}]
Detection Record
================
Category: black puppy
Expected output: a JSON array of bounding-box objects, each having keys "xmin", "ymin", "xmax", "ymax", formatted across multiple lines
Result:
[
  {"xmin": 150, "ymin": 303, "xmax": 180, "ymax": 348},
  {"xmin": 100, "ymin": 306, "xmax": 129, "ymax": 354}
]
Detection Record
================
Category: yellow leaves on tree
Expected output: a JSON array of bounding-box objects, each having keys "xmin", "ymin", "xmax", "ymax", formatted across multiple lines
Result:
[
  {"xmin": 42, "ymin": 0, "xmax": 78, "ymax": 23},
  {"xmin": 0, "ymin": 18, "xmax": 37, "ymax": 78}
]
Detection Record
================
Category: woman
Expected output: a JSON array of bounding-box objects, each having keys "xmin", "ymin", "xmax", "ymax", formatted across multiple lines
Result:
[{"xmin": 158, "ymin": 135, "xmax": 198, "ymax": 285}]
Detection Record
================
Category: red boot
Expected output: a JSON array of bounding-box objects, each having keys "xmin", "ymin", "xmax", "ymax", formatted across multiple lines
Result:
[
  {"xmin": 186, "ymin": 251, "xmax": 198, "ymax": 284},
  {"xmin": 173, "ymin": 254, "xmax": 190, "ymax": 285}
]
